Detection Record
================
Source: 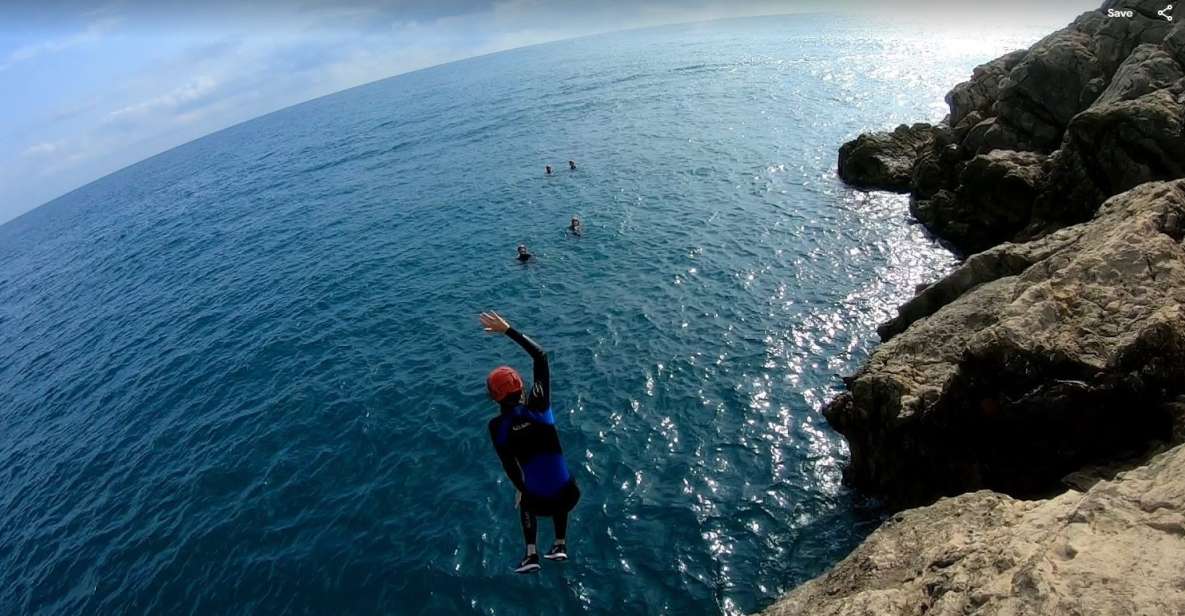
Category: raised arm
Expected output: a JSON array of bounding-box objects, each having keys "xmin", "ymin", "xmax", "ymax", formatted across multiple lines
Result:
[
  {"xmin": 480, "ymin": 311, "xmax": 550, "ymax": 410},
  {"xmin": 507, "ymin": 328, "xmax": 549, "ymax": 410}
]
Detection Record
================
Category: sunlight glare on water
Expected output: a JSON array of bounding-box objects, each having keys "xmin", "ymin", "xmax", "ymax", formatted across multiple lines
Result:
[{"xmin": 0, "ymin": 14, "xmax": 1052, "ymax": 616}]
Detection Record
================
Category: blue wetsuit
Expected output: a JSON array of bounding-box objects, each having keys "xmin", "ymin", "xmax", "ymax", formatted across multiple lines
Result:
[{"xmin": 488, "ymin": 328, "xmax": 580, "ymax": 544}]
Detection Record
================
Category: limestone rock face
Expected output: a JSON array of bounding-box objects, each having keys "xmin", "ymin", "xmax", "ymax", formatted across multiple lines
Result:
[
  {"xmin": 785, "ymin": 4, "xmax": 1185, "ymax": 615},
  {"xmin": 827, "ymin": 181, "xmax": 1185, "ymax": 507},
  {"xmin": 1166, "ymin": 23, "xmax": 1185, "ymax": 65},
  {"xmin": 837, "ymin": 123, "xmax": 942, "ymax": 191},
  {"xmin": 1095, "ymin": 44, "xmax": 1184, "ymax": 105},
  {"xmin": 946, "ymin": 50, "xmax": 1027, "ymax": 129},
  {"xmin": 1035, "ymin": 80, "xmax": 1185, "ymax": 231},
  {"xmin": 992, "ymin": 29, "xmax": 1107, "ymax": 152},
  {"xmin": 909, "ymin": 130, "xmax": 961, "ymax": 200},
  {"xmin": 1079, "ymin": 4, "xmax": 1174, "ymax": 74},
  {"xmin": 761, "ymin": 443, "xmax": 1185, "ymax": 616},
  {"xmin": 877, "ymin": 228, "xmax": 1082, "ymax": 342},
  {"xmin": 910, "ymin": 151, "xmax": 1047, "ymax": 255},
  {"xmin": 837, "ymin": 2, "xmax": 1185, "ymax": 252}
]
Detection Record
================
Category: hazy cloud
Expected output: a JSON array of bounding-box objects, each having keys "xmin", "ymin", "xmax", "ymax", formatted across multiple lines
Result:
[
  {"xmin": 0, "ymin": 16, "xmax": 122, "ymax": 72},
  {"xmin": 104, "ymin": 75, "xmax": 221, "ymax": 126},
  {"xmin": 0, "ymin": 0, "xmax": 1100, "ymax": 224},
  {"xmin": 22, "ymin": 141, "xmax": 62, "ymax": 158}
]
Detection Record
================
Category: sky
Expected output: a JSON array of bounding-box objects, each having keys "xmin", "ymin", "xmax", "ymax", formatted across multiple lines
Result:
[{"xmin": 0, "ymin": 0, "xmax": 1100, "ymax": 224}]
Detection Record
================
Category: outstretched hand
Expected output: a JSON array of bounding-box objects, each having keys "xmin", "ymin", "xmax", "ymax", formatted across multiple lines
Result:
[{"xmin": 480, "ymin": 311, "xmax": 511, "ymax": 334}]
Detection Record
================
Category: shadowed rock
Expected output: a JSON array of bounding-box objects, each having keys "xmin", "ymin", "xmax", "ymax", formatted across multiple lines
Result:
[
  {"xmin": 911, "ymin": 150, "xmax": 1047, "ymax": 254},
  {"xmin": 761, "ymin": 442, "xmax": 1185, "ymax": 616},
  {"xmin": 1167, "ymin": 23, "xmax": 1185, "ymax": 65},
  {"xmin": 827, "ymin": 181, "xmax": 1185, "ymax": 507},
  {"xmin": 909, "ymin": 129, "xmax": 961, "ymax": 200},
  {"xmin": 837, "ymin": 2, "xmax": 1185, "ymax": 251},
  {"xmin": 991, "ymin": 28, "xmax": 1107, "ymax": 152},
  {"xmin": 1080, "ymin": 3, "xmax": 1174, "ymax": 73},
  {"xmin": 837, "ymin": 123, "xmax": 943, "ymax": 191},
  {"xmin": 1033, "ymin": 79, "xmax": 1185, "ymax": 233},
  {"xmin": 777, "ymin": 4, "xmax": 1185, "ymax": 615},
  {"xmin": 946, "ymin": 50, "xmax": 1027, "ymax": 130},
  {"xmin": 1095, "ymin": 43, "xmax": 1184, "ymax": 105}
]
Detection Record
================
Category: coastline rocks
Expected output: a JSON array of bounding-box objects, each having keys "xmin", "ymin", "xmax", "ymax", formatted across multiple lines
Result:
[
  {"xmin": 959, "ymin": 116, "xmax": 1034, "ymax": 156},
  {"xmin": 946, "ymin": 50, "xmax": 1027, "ymax": 129},
  {"xmin": 786, "ymin": 4, "xmax": 1185, "ymax": 614},
  {"xmin": 838, "ymin": 3, "xmax": 1185, "ymax": 252},
  {"xmin": 1095, "ymin": 44, "xmax": 1183, "ymax": 105},
  {"xmin": 1033, "ymin": 80, "xmax": 1185, "ymax": 232},
  {"xmin": 826, "ymin": 181, "xmax": 1185, "ymax": 507},
  {"xmin": 1167, "ymin": 23, "xmax": 1185, "ymax": 65},
  {"xmin": 761, "ymin": 443, "xmax": 1185, "ymax": 616},
  {"xmin": 877, "ymin": 227, "xmax": 1082, "ymax": 342},
  {"xmin": 1079, "ymin": 4, "xmax": 1174, "ymax": 74},
  {"xmin": 911, "ymin": 150, "xmax": 1047, "ymax": 254},
  {"xmin": 991, "ymin": 28, "xmax": 1107, "ymax": 152},
  {"xmin": 909, "ymin": 130, "xmax": 960, "ymax": 200},
  {"xmin": 837, "ymin": 123, "xmax": 943, "ymax": 191}
]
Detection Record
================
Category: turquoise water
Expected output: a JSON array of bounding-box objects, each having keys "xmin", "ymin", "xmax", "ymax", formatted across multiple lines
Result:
[{"xmin": 0, "ymin": 16, "xmax": 1040, "ymax": 615}]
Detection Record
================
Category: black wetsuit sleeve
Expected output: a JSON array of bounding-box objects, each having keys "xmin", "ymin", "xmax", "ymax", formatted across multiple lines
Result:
[
  {"xmin": 489, "ymin": 420, "xmax": 526, "ymax": 493},
  {"xmin": 506, "ymin": 327, "xmax": 550, "ymax": 411}
]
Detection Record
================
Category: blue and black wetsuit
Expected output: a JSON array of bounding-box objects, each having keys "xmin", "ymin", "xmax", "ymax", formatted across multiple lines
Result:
[{"xmin": 488, "ymin": 328, "xmax": 580, "ymax": 545}]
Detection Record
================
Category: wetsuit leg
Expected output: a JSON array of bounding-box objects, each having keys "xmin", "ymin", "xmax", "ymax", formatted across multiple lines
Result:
[
  {"xmin": 558, "ymin": 481, "xmax": 580, "ymax": 542},
  {"xmin": 520, "ymin": 506, "xmax": 537, "ymax": 547},
  {"xmin": 553, "ymin": 510, "xmax": 568, "ymax": 542}
]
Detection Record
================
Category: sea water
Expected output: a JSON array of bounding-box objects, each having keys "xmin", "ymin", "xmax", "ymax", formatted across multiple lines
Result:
[{"xmin": 0, "ymin": 15, "xmax": 1046, "ymax": 615}]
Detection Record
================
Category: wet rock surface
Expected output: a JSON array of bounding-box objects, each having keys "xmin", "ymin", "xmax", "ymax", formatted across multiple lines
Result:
[
  {"xmin": 837, "ymin": 123, "xmax": 943, "ymax": 191},
  {"xmin": 831, "ymin": 181, "xmax": 1185, "ymax": 507},
  {"xmin": 838, "ymin": 1, "xmax": 1185, "ymax": 249},
  {"xmin": 762, "ymin": 443, "xmax": 1185, "ymax": 616},
  {"xmin": 775, "ymin": 4, "xmax": 1185, "ymax": 610},
  {"xmin": 911, "ymin": 150, "xmax": 1048, "ymax": 254},
  {"xmin": 1034, "ymin": 80, "xmax": 1185, "ymax": 232}
]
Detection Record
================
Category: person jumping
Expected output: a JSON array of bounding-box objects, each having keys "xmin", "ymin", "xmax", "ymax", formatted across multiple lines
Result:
[{"xmin": 480, "ymin": 311, "xmax": 580, "ymax": 574}]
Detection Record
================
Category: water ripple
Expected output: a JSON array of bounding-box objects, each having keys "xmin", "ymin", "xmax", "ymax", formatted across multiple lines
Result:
[{"xmin": 0, "ymin": 14, "xmax": 1044, "ymax": 616}]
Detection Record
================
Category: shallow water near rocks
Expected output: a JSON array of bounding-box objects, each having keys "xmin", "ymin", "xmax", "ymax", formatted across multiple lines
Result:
[{"xmin": 0, "ymin": 15, "xmax": 1046, "ymax": 615}]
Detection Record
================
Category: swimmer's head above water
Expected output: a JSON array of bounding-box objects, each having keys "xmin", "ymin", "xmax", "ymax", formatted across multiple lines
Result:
[
  {"xmin": 545, "ymin": 165, "xmax": 552, "ymax": 175},
  {"xmin": 568, "ymin": 160, "xmax": 576, "ymax": 170}
]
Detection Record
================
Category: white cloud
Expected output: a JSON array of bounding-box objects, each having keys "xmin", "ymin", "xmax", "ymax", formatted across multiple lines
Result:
[
  {"xmin": 0, "ymin": 17, "xmax": 122, "ymax": 72},
  {"xmin": 104, "ymin": 75, "xmax": 221, "ymax": 126},
  {"xmin": 22, "ymin": 141, "xmax": 62, "ymax": 158},
  {"xmin": 0, "ymin": 0, "xmax": 1101, "ymax": 224}
]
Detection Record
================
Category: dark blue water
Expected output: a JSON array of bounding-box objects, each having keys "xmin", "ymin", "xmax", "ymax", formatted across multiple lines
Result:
[{"xmin": 0, "ymin": 16, "xmax": 1042, "ymax": 615}]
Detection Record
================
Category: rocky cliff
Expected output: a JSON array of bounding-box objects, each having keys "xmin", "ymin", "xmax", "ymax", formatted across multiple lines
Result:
[
  {"xmin": 830, "ymin": 180, "xmax": 1185, "ymax": 507},
  {"xmin": 762, "ymin": 2, "xmax": 1185, "ymax": 614},
  {"xmin": 763, "ymin": 442, "xmax": 1185, "ymax": 616},
  {"xmin": 837, "ymin": 0, "xmax": 1184, "ymax": 256},
  {"xmin": 830, "ymin": 0, "xmax": 1185, "ymax": 509}
]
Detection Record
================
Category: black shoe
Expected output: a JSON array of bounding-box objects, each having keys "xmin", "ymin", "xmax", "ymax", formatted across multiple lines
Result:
[
  {"xmin": 543, "ymin": 544, "xmax": 568, "ymax": 561},
  {"xmin": 515, "ymin": 553, "xmax": 541, "ymax": 574}
]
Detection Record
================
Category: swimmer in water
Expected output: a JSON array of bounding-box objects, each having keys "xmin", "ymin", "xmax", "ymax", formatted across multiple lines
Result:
[
  {"xmin": 480, "ymin": 311, "xmax": 580, "ymax": 573},
  {"xmin": 517, "ymin": 245, "xmax": 533, "ymax": 262},
  {"xmin": 568, "ymin": 216, "xmax": 582, "ymax": 237},
  {"xmin": 568, "ymin": 160, "xmax": 576, "ymax": 171},
  {"xmin": 545, "ymin": 165, "xmax": 552, "ymax": 175}
]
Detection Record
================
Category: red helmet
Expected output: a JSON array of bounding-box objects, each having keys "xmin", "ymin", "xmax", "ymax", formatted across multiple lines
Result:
[{"xmin": 486, "ymin": 366, "xmax": 523, "ymax": 402}]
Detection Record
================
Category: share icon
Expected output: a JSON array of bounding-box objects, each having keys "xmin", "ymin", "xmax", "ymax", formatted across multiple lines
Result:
[{"xmin": 1159, "ymin": 4, "xmax": 1174, "ymax": 21}]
